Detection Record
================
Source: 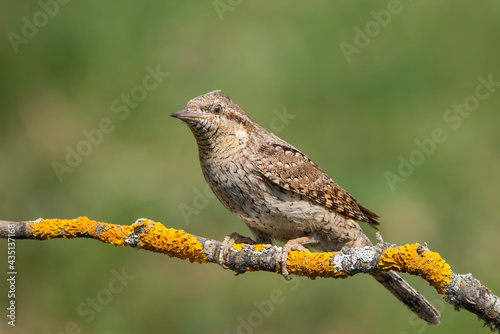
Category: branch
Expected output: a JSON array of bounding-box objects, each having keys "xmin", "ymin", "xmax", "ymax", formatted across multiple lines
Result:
[{"xmin": 1, "ymin": 217, "xmax": 498, "ymax": 330}]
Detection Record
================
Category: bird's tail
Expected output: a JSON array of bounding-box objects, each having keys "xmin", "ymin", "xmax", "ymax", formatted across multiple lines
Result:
[{"xmin": 370, "ymin": 270, "xmax": 440, "ymax": 325}]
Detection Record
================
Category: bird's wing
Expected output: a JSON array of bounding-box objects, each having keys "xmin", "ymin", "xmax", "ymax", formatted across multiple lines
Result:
[{"xmin": 255, "ymin": 143, "xmax": 379, "ymax": 228}]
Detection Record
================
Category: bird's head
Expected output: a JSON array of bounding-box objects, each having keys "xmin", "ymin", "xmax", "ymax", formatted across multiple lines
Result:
[{"xmin": 171, "ymin": 90, "xmax": 256, "ymax": 143}]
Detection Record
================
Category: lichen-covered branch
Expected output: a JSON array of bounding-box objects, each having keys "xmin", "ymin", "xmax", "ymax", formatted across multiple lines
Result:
[{"xmin": 0, "ymin": 217, "xmax": 498, "ymax": 331}]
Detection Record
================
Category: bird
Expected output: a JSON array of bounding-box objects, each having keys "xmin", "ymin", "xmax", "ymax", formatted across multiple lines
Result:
[{"xmin": 170, "ymin": 90, "xmax": 440, "ymax": 325}]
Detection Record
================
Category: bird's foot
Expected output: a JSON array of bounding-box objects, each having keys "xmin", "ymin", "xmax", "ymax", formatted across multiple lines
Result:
[
  {"xmin": 218, "ymin": 232, "xmax": 256, "ymax": 270},
  {"xmin": 279, "ymin": 236, "xmax": 317, "ymax": 281}
]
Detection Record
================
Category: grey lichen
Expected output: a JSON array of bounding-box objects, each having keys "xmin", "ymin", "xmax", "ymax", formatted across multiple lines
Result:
[{"xmin": 332, "ymin": 246, "xmax": 376, "ymax": 274}]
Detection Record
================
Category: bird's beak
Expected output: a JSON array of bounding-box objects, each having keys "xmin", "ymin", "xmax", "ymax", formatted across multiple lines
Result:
[
  {"xmin": 171, "ymin": 109, "xmax": 196, "ymax": 122},
  {"xmin": 170, "ymin": 109, "xmax": 188, "ymax": 120},
  {"xmin": 170, "ymin": 109, "xmax": 208, "ymax": 122}
]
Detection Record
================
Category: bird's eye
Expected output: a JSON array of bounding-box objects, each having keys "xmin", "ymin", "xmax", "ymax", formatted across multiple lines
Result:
[{"xmin": 213, "ymin": 104, "xmax": 223, "ymax": 114}]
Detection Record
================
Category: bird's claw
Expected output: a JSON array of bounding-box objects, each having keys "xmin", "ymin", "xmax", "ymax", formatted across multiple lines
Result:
[
  {"xmin": 218, "ymin": 232, "xmax": 256, "ymax": 270},
  {"xmin": 279, "ymin": 238, "xmax": 311, "ymax": 280},
  {"xmin": 278, "ymin": 250, "xmax": 292, "ymax": 281}
]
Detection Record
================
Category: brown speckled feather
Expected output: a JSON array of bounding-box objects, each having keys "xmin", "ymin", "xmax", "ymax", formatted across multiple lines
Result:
[{"xmin": 255, "ymin": 143, "xmax": 379, "ymax": 228}]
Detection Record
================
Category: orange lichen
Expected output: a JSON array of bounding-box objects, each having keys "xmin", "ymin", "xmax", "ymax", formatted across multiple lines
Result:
[
  {"xmin": 232, "ymin": 243, "xmax": 244, "ymax": 251},
  {"xmin": 286, "ymin": 250, "xmax": 346, "ymax": 279},
  {"xmin": 229, "ymin": 243, "xmax": 269, "ymax": 252},
  {"xmin": 32, "ymin": 217, "xmax": 206, "ymax": 263},
  {"xmin": 253, "ymin": 244, "xmax": 266, "ymax": 252},
  {"xmin": 378, "ymin": 243, "xmax": 452, "ymax": 294},
  {"xmin": 230, "ymin": 243, "xmax": 269, "ymax": 253},
  {"xmin": 134, "ymin": 219, "xmax": 206, "ymax": 263},
  {"xmin": 32, "ymin": 217, "xmax": 133, "ymax": 246}
]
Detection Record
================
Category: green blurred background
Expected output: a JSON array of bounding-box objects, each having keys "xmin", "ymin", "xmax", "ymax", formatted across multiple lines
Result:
[{"xmin": 1, "ymin": 1, "xmax": 500, "ymax": 333}]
